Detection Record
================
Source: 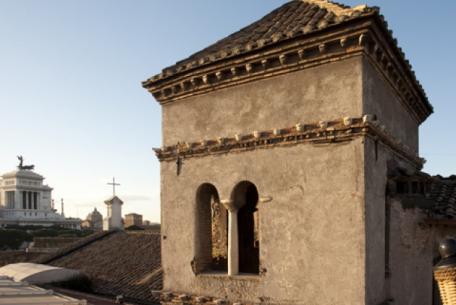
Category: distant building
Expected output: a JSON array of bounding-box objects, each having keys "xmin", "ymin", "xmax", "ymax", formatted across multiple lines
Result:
[
  {"xmin": 81, "ymin": 208, "xmax": 103, "ymax": 231},
  {"xmin": 103, "ymin": 196, "xmax": 123, "ymax": 231},
  {"xmin": 0, "ymin": 161, "xmax": 81, "ymax": 229},
  {"xmin": 124, "ymin": 213, "xmax": 143, "ymax": 228}
]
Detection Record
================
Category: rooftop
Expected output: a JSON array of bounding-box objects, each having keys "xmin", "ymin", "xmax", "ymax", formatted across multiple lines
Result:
[
  {"xmin": 143, "ymin": 0, "xmax": 376, "ymax": 84},
  {"xmin": 427, "ymin": 177, "xmax": 456, "ymax": 219},
  {"xmin": 1, "ymin": 169, "xmax": 44, "ymax": 180},
  {"xmin": 391, "ymin": 174, "xmax": 456, "ymax": 220},
  {"xmin": 142, "ymin": 0, "xmax": 432, "ymax": 122},
  {"xmin": 0, "ymin": 276, "xmax": 85, "ymax": 305},
  {"xmin": 35, "ymin": 230, "xmax": 162, "ymax": 304}
]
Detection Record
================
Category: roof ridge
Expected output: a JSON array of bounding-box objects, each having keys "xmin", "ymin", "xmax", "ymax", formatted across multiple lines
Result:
[
  {"xmin": 301, "ymin": 0, "xmax": 368, "ymax": 17},
  {"xmin": 33, "ymin": 230, "xmax": 119, "ymax": 264}
]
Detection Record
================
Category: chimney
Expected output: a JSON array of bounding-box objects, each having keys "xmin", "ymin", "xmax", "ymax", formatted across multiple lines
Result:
[{"xmin": 61, "ymin": 198, "xmax": 64, "ymax": 216}]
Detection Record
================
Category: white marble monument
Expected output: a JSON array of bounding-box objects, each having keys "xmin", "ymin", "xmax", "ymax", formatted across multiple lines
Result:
[{"xmin": 0, "ymin": 157, "xmax": 81, "ymax": 228}]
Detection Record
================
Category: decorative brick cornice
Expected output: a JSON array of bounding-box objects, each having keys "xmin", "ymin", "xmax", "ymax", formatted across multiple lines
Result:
[
  {"xmin": 364, "ymin": 15, "xmax": 432, "ymax": 123},
  {"xmin": 142, "ymin": 3, "xmax": 376, "ymax": 90},
  {"xmin": 143, "ymin": 20, "xmax": 432, "ymax": 123},
  {"xmin": 153, "ymin": 115, "xmax": 424, "ymax": 168}
]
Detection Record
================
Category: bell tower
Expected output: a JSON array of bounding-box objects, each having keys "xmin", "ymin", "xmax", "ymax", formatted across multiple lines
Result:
[{"xmin": 143, "ymin": 1, "xmax": 432, "ymax": 304}]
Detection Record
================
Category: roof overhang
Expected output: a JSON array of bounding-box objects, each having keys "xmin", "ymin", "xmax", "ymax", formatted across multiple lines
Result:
[{"xmin": 142, "ymin": 6, "xmax": 432, "ymax": 124}]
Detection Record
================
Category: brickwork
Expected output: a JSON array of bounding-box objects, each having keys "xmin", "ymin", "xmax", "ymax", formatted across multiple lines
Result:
[
  {"xmin": 211, "ymin": 199, "xmax": 228, "ymax": 269},
  {"xmin": 161, "ymin": 292, "xmax": 256, "ymax": 305}
]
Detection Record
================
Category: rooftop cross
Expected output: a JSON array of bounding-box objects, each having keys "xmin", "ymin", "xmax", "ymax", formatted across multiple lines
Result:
[{"xmin": 107, "ymin": 177, "xmax": 120, "ymax": 196}]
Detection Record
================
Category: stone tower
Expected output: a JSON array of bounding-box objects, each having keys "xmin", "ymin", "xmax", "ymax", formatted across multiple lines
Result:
[
  {"xmin": 143, "ymin": 1, "xmax": 433, "ymax": 304},
  {"xmin": 103, "ymin": 196, "xmax": 123, "ymax": 231}
]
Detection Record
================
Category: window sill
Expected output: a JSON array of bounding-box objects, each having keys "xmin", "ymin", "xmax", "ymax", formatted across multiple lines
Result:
[{"xmin": 197, "ymin": 272, "xmax": 261, "ymax": 280}]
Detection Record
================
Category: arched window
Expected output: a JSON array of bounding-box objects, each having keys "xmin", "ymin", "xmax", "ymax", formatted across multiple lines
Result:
[
  {"xmin": 194, "ymin": 183, "xmax": 228, "ymax": 274},
  {"xmin": 231, "ymin": 181, "xmax": 259, "ymax": 274}
]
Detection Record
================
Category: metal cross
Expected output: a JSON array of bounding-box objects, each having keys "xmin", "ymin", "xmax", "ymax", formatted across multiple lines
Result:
[{"xmin": 107, "ymin": 177, "xmax": 120, "ymax": 196}]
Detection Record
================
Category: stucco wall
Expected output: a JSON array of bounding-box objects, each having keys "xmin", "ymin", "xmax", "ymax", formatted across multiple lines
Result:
[
  {"xmin": 159, "ymin": 51, "xmax": 426, "ymax": 304},
  {"xmin": 387, "ymin": 198, "xmax": 434, "ymax": 305},
  {"xmin": 161, "ymin": 140, "xmax": 366, "ymax": 305},
  {"xmin": 363, "ymin": 132, "xmax": 423, "ymax": 304},
  {"xmin": 362, "ymin": 57, "xmax": 419, "ymax": 153},
  {"xmin": 162, "ymin": 57, "xmax": 363, "ymax": 146},
  {"xmin": 364, "ymin": 138, "xmax": 387, "ymax": 305}
]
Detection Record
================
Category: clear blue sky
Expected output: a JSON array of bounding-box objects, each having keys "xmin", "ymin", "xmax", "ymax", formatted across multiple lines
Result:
[{"xmin": 0, "ymin": 1, "xmax": 455, "ymax": 223}]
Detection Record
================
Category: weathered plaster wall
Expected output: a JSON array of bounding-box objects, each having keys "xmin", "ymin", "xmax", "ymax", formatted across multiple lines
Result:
[
  {"xmin": 159, "ymin": 53, "xmax": 423, "ymax": 305},
  {"xmin": 363, "ymin": 137, "xmax": 420, "ymax": 304},
  {"xmin": 387, "ymin": 198, "xmax": 434, "ymax": 305},
  {"xmin": 162, "ymin": 57, "xmax": 363, "ymax": 146},
  {"xmin": 160, "ymin": 140, "xmax": 366, "ymax": 305},
  {"xmin": 363, "ymin": 138, "xmax": 387, "ymax": 305},
  {"xmin": 362, "ymin": 57, "xmax": 419, "ymax": 153},
  {"xmin": 361, "ymin": 49, "xmax": 425, "ymax": 304}
]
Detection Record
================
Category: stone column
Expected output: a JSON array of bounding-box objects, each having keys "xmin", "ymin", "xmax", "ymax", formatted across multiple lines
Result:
[
  {"xmin": 228, "ymin": 209, "xmax": 239, "ymax": 276},
  {"xmin": 22, "ymin": 191, "xmax": 26, "ymax": 209},
  {"xmin": 28, "ymin": 191, "xmax": 32, "ymax": 210}
]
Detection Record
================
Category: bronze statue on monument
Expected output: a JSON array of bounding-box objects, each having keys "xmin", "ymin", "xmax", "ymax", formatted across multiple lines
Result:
[{"xmin": 17, "ymin": 155, "xmax": 35, "ymax": 170}]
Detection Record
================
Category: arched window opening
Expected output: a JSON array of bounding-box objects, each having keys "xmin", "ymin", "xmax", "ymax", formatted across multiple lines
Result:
[
  {"xmin": 232, "ymin": 181, "xmax": 260, "ymax": 274},
  {"xmin": 195, "ymin": 183, "xmax": 228, "ymax": 274}
]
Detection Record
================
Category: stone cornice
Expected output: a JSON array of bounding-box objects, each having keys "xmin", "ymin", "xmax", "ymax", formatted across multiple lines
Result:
[
  {"xmin": 153, "ymin": 115, "xmax": 424, "ymax": 168},
  {"xmin": 364, "ymin": 15, "xmax": 432, "ymax": 123},
  {"xmin": 143, "ymin": 18, "xmax": 432, "ymax": 123},
  {"xmin": 144, "ymin": 22, "xmax": 369, "ymax": 103}
]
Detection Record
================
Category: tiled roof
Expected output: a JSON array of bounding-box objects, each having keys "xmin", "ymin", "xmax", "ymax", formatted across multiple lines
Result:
[
  {"xmin": 0, "ymin": 251, "xmax": 42, "ymax": 267},
  {"xmin": 427, "ymin": 177, "xmax": 456, "ymax": 219},
  {"xmin": 36, "ymin": 230, "xmax": 162, "ymax": 305},
  {"xmin": 35, "ymin": 231, "xmax": 115, "ymax": 264},
  {"xmin": 142, "ymin": 0, "xmax": 432, "ymax": 122},
  {"xmin": 143, "ymin": 0, "xmax": 376, "ymax": 84},
  {"xmin": 391, "ymin": 174, "xmax": 456, "ymax": 219}
]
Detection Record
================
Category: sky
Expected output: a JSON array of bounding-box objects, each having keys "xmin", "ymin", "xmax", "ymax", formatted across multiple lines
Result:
[{"xmin": 0, "ymin": 1, "xmax": 455, "ymax": 223}]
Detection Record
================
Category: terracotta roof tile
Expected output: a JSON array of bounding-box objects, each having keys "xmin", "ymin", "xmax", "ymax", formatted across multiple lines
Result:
[
  {"xmin": 143, "ymin": 0, "xmax": 376, "ymax": 84},
  {"xmin": 391, "ymin": 174, "xmax": 456, "ymax": 219},
  {"xmin": 427, "ymin": 177, "xmax": 456, "ymax": 218},
  {"xmin": 37, "ymin": 231, "xmax": 162, "ymax": 304},
  {"xmin": 0, "ymin": 252, "xmax": 42, "ymax": 267},
  {"xmin": 142, "ymin": 0, "xmax": 432, "ymax": 121}
]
